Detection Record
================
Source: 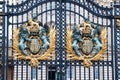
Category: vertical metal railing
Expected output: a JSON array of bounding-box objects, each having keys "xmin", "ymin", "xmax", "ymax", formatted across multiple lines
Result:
[
  {"xmin": 114, "ymin": 1, "xmax": 120, "ymax": 80},
  {"xmin": 0, "ymin": 1, "xmax": 6, "ymax": 80}
]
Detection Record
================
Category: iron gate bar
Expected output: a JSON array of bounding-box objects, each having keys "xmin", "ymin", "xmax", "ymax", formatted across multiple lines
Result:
[
  {"xmin": 114, "ymin": 16, "xmax": 117, "ymax": 80},
  {"xmin": 7, "ymin": 9, "xmax": 58, "ymax": 24},
  {"xmin": 58, "ymin": 0, "xmax": 63, "ymax": 79},
  {"xmin": 114, "ymin": 2, "xmax": 120, "ymax": 79},
  {"xmin": 1, "ymin": 3, "xmax": 5, "ymax": 80},
  {"xmin": 65, "ymin": 0, "xmax": 113, "ymax": 18},
  {"xmin": 6, "ymin": 0, "xmax": 114, "ymax": 19},
  {"xmin": 6, "ymin": 0, "xmax": 56, "ymax": 15},
  {"xmin": 7, "ymin": 60, "xmax": 113, "ymax": 66},
  {"xmin": 111, "ymin": 19, "xmax": 114, "ymax": 80},
  {"xmin": 6, "ymin": 7, "xmax": 9, "ymax": 80},
  {"xmin": 7, "ymin": 11, "xmax": 112, "ymax": 27}
]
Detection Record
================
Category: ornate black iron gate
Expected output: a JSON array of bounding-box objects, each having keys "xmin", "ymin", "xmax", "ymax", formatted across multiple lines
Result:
[{"xmin": 0, "ymin": 0, "xmax": 120, "ymax": 80}]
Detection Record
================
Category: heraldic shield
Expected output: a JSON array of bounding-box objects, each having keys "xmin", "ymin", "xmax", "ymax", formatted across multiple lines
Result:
[
  {"xmin": 13, "ymin": 19, "xmax": 56, "ymax": 67},
  {"xmin": 81, "ymin": 39, "xmax": 93, "ymax": 55},
  {"xmin": 66, "ymin": 19, "xmax": 107, "ymax": 67},
  {"xmin": 29, "ymin": 39, "xmax": 40, "ymax": 54}
]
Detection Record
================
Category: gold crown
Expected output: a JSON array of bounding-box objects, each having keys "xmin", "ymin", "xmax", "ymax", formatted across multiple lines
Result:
[
  {"xmin": 30, "ymin": 25, "xmax": 40, "ymax": 32},
  {"xmin": 82, "ymin": 22, "xmax": 92, "ymax": 34},
  {"xmin": 29, "ymin": 19, "xmax": 40, "ymax": 32}
]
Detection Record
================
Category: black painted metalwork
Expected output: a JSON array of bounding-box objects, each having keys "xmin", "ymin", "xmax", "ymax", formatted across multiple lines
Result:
[
  {"xmin": 114, "ymin": 1, "xmax": 120, "ymax": 80},
  {"xmin": 0, "ymin": 0, "xmax": 119, "ymax": 80}
]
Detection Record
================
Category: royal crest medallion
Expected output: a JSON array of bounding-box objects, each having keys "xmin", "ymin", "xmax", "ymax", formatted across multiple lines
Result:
[
  {"xmin": 13, "ymin": 19, "xmax": 56, "ymax": 67},
  {"xmin": 66, "ymin": 19, "xmax": 107, "ymax": 67}
]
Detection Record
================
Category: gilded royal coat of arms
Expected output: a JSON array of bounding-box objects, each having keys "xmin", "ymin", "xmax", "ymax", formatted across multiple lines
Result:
[
  {"xmin": 13, "ymin": 19, "xmax": 56, "ymax": 67},
  {"xmin": 66, "ymin": 19, "xmax": 107, "ymax": 67}
]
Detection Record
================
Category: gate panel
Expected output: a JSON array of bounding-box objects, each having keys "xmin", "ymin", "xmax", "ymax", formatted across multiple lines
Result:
[
  {"xmin": 0, "ymin": 0, "xmax": 118, "ymax": 80},
  {"xmin": 6, "ymin": 0, "xmax": 59, "ymax": 80},
  {"xmin": 64, "ymin": 0, "xmax": 114, "ymax": 80}
]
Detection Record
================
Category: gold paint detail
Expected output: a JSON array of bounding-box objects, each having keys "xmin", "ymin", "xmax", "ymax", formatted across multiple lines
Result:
[
  {"xmin": 117, "ymin": 19, "xmax": 120, "ymax": 30},
  {"xmin": 13, "ymin": 26, "xmax": 56, "ymax": 67},
  {"xmin": 66, "ymin": 27, "xmax": 107, "ymax": 68}
]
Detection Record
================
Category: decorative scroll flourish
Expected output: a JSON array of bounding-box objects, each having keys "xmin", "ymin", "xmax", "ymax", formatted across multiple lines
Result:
[
  {"xmin": 66, "ymin": 20, "xmax": 107, "ymax": 68},
  {"xmin": 13, "ymin": 19, "xmax": 56, "ymax": 67}
]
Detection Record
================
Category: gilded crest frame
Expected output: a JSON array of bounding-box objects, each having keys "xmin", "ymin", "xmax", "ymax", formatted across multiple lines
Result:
[
  {"xmin": 66, "ymin": 24, "xmax": 107, "ymax": 68},
  {"xmin": 13, "ymin": 20, "xmax": 56, "ymax": 67}
]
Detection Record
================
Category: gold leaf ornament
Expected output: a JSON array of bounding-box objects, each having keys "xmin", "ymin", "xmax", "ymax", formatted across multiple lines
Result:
[
  {"xmin": 117, "ymin": 19, "xmax": 120, "ymax": 30},
  {"xmin": 13, "ymin": 24, "xmax": 56, "ymax": 67},
  {"xmin": 66, "ymin": 27, "xmax": 107, "ymax": 68}
]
